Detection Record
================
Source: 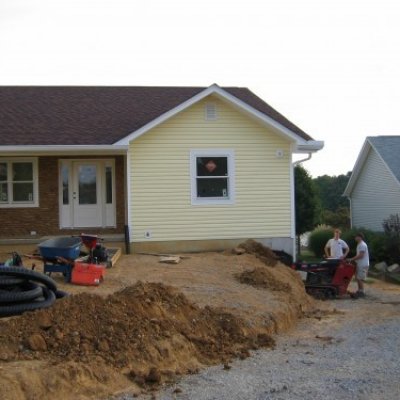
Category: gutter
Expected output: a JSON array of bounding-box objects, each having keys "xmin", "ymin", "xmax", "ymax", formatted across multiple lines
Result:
[
  {"xmin": 0, "ymin": 145, "xmax": 129, "ymax": 156},
  {"xmin": 295, "ymin": 140, "xmax": 324, "ymax": 153}
]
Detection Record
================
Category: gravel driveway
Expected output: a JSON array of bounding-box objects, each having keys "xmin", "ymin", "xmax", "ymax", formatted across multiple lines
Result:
[{"xmin": 130, "ymin": 280, "xmax": 400, "ymax": 400}]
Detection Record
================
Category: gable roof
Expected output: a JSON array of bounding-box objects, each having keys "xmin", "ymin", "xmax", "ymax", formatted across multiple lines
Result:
[
  {"xmin": 344, "ymin": 136, "xmax": 400, "ymax": 196},
  {"xmin": 0, "ymin": 85, "xmax": 320, "ymax": 150}
]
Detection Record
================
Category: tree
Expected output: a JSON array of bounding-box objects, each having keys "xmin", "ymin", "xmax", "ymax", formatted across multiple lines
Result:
[
  {"xmin": 313, "ymin": 172, "xmax": 351, "ymax": 227},
  {"xmin": 313, "ymin": 172, "xmax": 351, "ymax": 211},
  {"xmin": 320, "ymin": 207, "xmax": 351, "ymax": 229},
  {"xmin": 295, "ymin": 165, "xmax": 320, "ymax": 254}
]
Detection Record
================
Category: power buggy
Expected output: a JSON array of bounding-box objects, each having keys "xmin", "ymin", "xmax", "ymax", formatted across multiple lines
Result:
[{"xmin": 292, "ymin": 259, "xmax": 355, "ymax": 299}]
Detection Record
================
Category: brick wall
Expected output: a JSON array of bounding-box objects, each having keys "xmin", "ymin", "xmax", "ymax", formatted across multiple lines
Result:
[{"xmin": 0, "ymin": 156, "xmax": 125, "ymax": 238}]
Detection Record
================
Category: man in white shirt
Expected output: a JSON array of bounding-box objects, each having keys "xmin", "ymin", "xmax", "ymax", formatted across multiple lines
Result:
[
  {"xmin": 324, "ymin": 229, "xmax": 349, "ymax": 259},
  {"xmin": 349, "ymin": 232, "xmax": 370, "ymax": 298}
]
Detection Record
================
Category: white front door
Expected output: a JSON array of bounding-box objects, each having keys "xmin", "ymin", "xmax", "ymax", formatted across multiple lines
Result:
[
  {"xmin": 59, "ymin": 159, "xmax": 116, "ymax": 229},
  {"xmin": 73, "ymin": 162, "xmax": 102, "ymax": 227}
]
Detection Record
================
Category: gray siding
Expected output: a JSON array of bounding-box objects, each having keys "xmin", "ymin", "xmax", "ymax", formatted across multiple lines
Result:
[{"xmin": 351, "ymin": 148, "xmax": 400, "ymax": 231}]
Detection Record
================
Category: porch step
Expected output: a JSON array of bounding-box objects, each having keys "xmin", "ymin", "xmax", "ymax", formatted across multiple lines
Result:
[{"xmin": 0, "ymin": 234, "xmax": 125, "ymax": 246}]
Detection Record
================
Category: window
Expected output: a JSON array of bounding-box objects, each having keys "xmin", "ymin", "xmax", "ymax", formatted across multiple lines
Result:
[
  {"xmin": 190, "ymin": 150, "xmax": 235, "ymax": 205},
  {"xmin": 0, "ymin": 158, "xmax": 38, "ymax": 207},
  {"xmin": 78, "ymin": 165, "xmax": 97, "ymax": 204},
  {"xmin": 105, "ymin": 166, "xmax": 113, "ymax": 204},
  {"xmin": 61, "ymin": 164, "xmax": 69, "ymax": 205}
]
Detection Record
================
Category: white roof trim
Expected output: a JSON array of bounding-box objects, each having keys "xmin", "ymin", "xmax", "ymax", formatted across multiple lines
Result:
[
  {"xmin": 343, "ymin": 137, "xmax": 400, "ymax": 197},
  {"xmin": 114, "ymin": 85, "xmax": 221, "ymax": 145},
  {"xmin": 209, "ymin": 86, "xmax": 308, "ymax": 144},
  {"xmin": 369, "ymin": 139, "xmax": 400, "ymax": 189},
  {"xmin": 114, "ymin": 84, "xmax": 321, "ymax": 150},
  {"xmin": 0, "ymin": 145, "xmax": 128, "ymax": 156},
  {"xmin": 343, "ymin": 139, "xmax": 371, "ymax": 196}
]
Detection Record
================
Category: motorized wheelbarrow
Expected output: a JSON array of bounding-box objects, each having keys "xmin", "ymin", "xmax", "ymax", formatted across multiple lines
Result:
[{"xmin": 292, "ymin": 258, "xmax": 356, "ymax": 299}]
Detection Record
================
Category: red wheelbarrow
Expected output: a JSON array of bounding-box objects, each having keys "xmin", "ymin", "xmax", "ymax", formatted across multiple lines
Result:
[{"xmin": 292, "ymin": 259, "xmax": 356, "ymax": 299}]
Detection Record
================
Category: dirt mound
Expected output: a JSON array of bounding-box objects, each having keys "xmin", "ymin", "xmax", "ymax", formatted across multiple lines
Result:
[
  {"xmin": 238, "ymin": 239, "xmax": 279, "ymax": 266},
  {"xmin": 236, "ymin": 267, "xmax": 291, "ymax": 292},
  {"xmin": 0, "ymin": 248, "xmax": 314, "ymax": 400},
  {"xmin": 0, "ymin": 282, "xmax": 274, "ymax": 396}
]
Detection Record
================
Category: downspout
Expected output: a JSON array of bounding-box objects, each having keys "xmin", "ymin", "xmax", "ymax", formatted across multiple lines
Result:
[
  {"xmin": 347, "ymin": 196, "xmax": 353, "ymax": 228},
  {"xmin": 124, "ymin": 152, "xmax": 131, "ymax": 254},
  {"xmin": 291, "ymin": 152, "xmax": 313, "ymax": 260},
  {"xmin": 293, "ymin": 152, "xmax": 312, "ymax": 166}
]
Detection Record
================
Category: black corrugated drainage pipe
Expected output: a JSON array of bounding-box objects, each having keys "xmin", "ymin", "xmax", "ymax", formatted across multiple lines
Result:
[{"xmin": 0, "ymin": 267, "xmax": 67, "ymax": 317}]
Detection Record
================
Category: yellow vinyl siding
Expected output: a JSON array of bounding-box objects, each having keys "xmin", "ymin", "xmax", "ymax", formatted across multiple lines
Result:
[{"xmin": 129, "ymin": 96, "xmax": 292, "ymax": 242}]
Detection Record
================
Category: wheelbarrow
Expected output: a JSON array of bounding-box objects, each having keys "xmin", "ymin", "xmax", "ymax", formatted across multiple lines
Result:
[
  {"xmin": 37, "ymin": 237, "xmax": 82, "ymax": 282},
  {"xmin": 292, "ymin": 258, "xmax": 356, "ymax": 299}
]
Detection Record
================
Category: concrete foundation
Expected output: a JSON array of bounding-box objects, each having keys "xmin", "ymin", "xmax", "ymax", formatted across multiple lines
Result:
[{"xmin": 131, "ymin": 237, "xmax": 294, "ymax": 256}]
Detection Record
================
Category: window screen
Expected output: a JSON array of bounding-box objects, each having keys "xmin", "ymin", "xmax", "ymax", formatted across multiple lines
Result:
[{"xmin": 195, "ymin": 157, "xmax": 229, "ymax": 198}]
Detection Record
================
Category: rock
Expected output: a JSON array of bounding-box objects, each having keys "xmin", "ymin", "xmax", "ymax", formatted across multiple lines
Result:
[
  {"xmin": 239, "ymin": 349, "xmax": 250, "ymax": 359},
  {"xmin": 232, "ymin": 247, "xmax": 246, "ymax": 255},
  {"xmin": 80, "ymin": 342, "xmax": 93, "ymax": 353},
  {"xmin": 129, "ymin": 369, "xmax": 147, "ymax": 386},
  {"xmin": 146, "ymin": 367, "xmax": 161, "ymax": 384},
  {"xmin": 387, "ymin": 263, "xmax": 400, "ymax": 273},
  {"xmin": 27, "ymin": 334, "xmax": 47, "ymax": 351},
  {"xmin": 97, "ymin": 339, "xmax": 110, "ymax": 352},
  {"xmin": 53, "ymin": 328, "xmax": 64, "ymax": 341},
  {"xmin": 37, "ymin": 314, "xmax": 53, "ymax": 330},
  {"xmin": 159, "ymin": 256, "xmax": 181, "ymax": 264},
  {"xmin": 156, "ymin": 344, "xmax": 170, "ymax": 358},
  {"xmin": 374, "ymin": 261, "xmax": 388, "ymax": 272},
  {"xmin": 257, "ymin": 333, "xmax": 275, "ymax": 347}
]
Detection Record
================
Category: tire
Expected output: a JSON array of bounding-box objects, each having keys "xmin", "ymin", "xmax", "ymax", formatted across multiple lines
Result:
[{"xmin": 323, "ymin": 288, "xmax": 336, "ymax": 300}]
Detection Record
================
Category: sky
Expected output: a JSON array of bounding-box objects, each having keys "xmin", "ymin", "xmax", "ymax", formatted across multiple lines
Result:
[{"xmin": 1, "ymin": 0, "xmax": 399, "ymax": 177}]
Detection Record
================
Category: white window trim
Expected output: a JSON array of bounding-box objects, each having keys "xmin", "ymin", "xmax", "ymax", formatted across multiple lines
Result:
[
  {"xmin": 190, "ymin": 149, "xmax": 235, "ymax": 205},
  {"xmin": 58, "ymin": 158, "xmax": 116, "ymax": 229},
  {"xmin": 0, "ymin": 157, "xmax": 39, "ymax": 208}
]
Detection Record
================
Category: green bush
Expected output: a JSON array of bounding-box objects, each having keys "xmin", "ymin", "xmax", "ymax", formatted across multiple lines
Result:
[
  {"xmin": 308, "ymin": 226, "xmax": 395, "ymax": 263},
  {"xmin": 341, "ymin": 228, "xmax": 385, "ymax": 262},
  {"xmin": 382, "ymin": 214, "xmax": 400, "ymax": 264},
  {"xmin": 308, "ymin": 228, "xmax": 334, "ymax": 258},
  {"xmin": 369, "ymin": 233, "xmax": 388, "ymax": 263}
]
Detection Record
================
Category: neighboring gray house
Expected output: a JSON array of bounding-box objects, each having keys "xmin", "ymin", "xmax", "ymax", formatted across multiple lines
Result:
[{"xmin": 344, "ymin": 136, "xmax": 400, "ymax": 231}]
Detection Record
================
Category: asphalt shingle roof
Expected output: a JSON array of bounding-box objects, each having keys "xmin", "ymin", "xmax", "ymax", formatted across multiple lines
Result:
[
  {"xmin": 368, "ymin": 136, "xmax": 400, "ymax": 184},
  {"xmin": 0, "ymin": 86, "xmax": 312, "ymax": 145}
]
